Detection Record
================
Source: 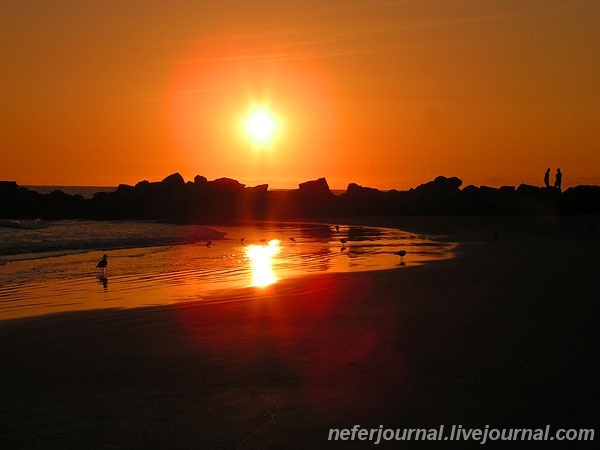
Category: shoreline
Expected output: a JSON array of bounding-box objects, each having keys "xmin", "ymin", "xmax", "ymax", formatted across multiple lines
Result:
[
  {"xmin": 0, "ymin": 220, "xmax": 456, "ymax": 321},
  {"xmin": 0, "ymin": 216, "xmax": 597, "ymax": 448}
]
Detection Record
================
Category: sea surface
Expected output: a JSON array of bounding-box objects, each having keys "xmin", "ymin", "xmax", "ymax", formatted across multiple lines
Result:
[{"xmin": 0, "ymin": 218, "xmax": 456, "ymax": 321}]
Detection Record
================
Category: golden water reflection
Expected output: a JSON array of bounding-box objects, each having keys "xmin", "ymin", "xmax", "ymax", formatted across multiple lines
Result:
[{"xmin": 245, "ymin": 239, "xmax": 281, "ymax": 287}]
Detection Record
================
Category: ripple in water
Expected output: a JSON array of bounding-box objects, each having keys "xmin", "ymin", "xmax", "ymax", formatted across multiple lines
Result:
[{"xmin": 0, "ymin": 221, "xmax": 456, "ymax": 320}]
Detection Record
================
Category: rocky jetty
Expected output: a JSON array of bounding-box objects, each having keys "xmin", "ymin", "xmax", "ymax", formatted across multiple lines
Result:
[{"xmin": 1, "ymin": 174, "xmax": 599, "ymax": 223}]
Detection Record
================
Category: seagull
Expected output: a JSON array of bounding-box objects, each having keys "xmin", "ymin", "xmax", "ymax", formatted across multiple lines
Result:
[
  {"xmin": 340, "ymin": 238, "xmax": 347, "ymax": 249},
  {"xmin": 289, "ymin": 237, "xmax": 296, "ymax": 243},
  {"xmin": 240, "ymin": 237, "xmax": 245, "ymax": 244},
  {"xmin": 206, "ymin": 240, "xmax": 212, "ymax": 247},
  {"xmin": 395, "ymin": 250, "xmax": 407, "ymax": 261},
  {"xmin": 335, "ymin": 225, "xmax": 340, "ymax": 233},
  {"xmin": 96, "ymin": 254, "xmax": 108, "ymax": 273}
]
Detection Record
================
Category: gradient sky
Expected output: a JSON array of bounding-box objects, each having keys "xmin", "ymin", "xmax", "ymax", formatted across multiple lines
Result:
[{"xmin": 2, "ymin": 0, "xmax": 599, "ymax": 190}]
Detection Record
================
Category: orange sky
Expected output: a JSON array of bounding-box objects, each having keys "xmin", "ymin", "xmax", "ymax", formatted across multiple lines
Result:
[{"xmin": 1, "ymin": 0, "xmax": 599, "ymax": 190}]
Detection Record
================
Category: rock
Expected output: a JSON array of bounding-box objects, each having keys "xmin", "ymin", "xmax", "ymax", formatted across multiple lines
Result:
[
  {"xmin": 116, "ymin": 184, "xmax": 135, "ymax": 194},
  {"xmin": 298, "ymin": 177, "xmax": 332, "ymax": 197},
  {"xmin": 499, "ymin": 185, "xmax": 515, "ymax": 193},
  {"xmin": 161, "ymin": 172, "xmax": 185, "ymax": 186},
  {"xmin": 246, "ymin": 184, "xmax": 268, "ymax": 194},
  {"xmin": 516, "ymin": 184, "xmax": 541, "ymax": 195},
  {"xmin": 209, "ymin": 177, "xmax": 246, "ymax": 192},
  {"xmin": 414, "ymin": 176, "xmax": 462, "ymax": 194},
  {"xmin": 346, "ymin": 183, "xmax": 381, "ymax": 197},
  {"xmin": 562, "ymin": 185, "xmax": 600, "ymax": 213},
  {"xmin": 0, "ymin": 181, "xmax": 19, "ymax": 195}
]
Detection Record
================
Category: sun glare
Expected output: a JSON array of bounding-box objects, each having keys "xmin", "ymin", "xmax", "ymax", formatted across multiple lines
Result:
[
  {"xmin": 244, "ymin": 107, "xmax": 277, "ymax": 146},
  {"xmin": 245, "ymin": 239, "xmax": 281, "ymax": 287}
]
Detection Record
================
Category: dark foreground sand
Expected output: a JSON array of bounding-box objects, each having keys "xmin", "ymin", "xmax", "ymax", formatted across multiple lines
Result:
[{"xmin": 1, "ymin": 216, "xmax": 598, "ymax": 449}]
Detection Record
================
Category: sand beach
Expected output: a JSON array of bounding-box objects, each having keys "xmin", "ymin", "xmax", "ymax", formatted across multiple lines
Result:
[{"xmin": 0, "ymin": 216, "xmax": 598, "ymax": 449}]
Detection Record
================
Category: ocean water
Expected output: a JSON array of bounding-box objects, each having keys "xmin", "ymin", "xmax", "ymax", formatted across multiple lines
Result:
[{"xmin": 0, "ymin": 220, "xmax": 456, "ymax": 320}]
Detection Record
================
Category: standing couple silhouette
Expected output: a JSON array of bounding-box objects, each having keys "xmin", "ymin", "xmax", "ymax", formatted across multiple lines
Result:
[{"xmin": 544, "ymin": 168, "xmax": 562, "ymax": 191}]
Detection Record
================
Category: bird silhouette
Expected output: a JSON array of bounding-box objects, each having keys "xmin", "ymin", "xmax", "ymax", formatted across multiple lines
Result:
[
  {"xmin": 206, "ymin": 240, "xmax": 212, "ymax": 247},
  {"xmin": 340, "ymin": 238, "xmax": 347, "ymax": 249},
  {"xmin": 241, "ymin": 237, "xmax": 245, "ymax": 244},
  {"xmin": 96, "ymin": 254, "xmax": 108, "ymax": 273},
  {"xmin": 335, "ymin": 225, "xmax": 340, "ymax": 233},
  {"xmin": 289, "ymin": 237, "xmax": 296, "ymax": 243},
  {"xmin": 395, "ymin": 250, "xmax": 406, "ymax": 262}
]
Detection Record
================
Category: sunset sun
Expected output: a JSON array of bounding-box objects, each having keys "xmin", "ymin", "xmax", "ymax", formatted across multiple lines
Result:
[{"xmin": 243, "ymin": 107, "xmax": 277, "ymax": 146}]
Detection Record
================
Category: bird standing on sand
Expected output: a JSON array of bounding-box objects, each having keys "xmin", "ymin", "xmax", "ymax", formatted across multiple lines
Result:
[
  {"xmin": 206, "ymin": 240, "xmax": 212, "ymax": 247},
  {"xmin": 335, "ymin": 225, "xmax": 340, "ymax": 233},
  {"xmin": 97, "ymin": 254, "xmax": 108, "ymax": 273},
  {"xmin": 241, "ymin": 237, "xmax": 245, "ymax": 245},
  {"xmin": 340, "ymin": 238, "xmax": 347, "ymax": 249},
  {"xmin": 395, "ymin": 250, "xmax": 407, "ymax": 261}
]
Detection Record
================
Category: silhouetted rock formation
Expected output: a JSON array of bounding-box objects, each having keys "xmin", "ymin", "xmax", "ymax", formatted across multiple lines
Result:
[
  {"xmin": 340, "ymin": 183, "xmax": 388, "ymax": 216},
  {"xmin": 2, "ymin": 173, "xmax": 600, "ymax": 222},
  {"xmin": 297, "ymin": 177, "xmax": 336, "ymax": 217},
  {"xmin": 562, "ymin": 185, "xmax": 600, "ymax": 214}
]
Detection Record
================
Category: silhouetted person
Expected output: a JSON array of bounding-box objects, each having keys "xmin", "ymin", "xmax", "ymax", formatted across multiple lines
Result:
[
  {"xmin": 554, "ymin": 169, "xmax": 562, "ymax": 191},
  {"xmin": 544, "ymin": 168, "xmax": 550, "ymax": 188}
]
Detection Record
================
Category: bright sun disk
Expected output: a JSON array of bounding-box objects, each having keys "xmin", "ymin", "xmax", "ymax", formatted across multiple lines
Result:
[{"xmin": 244, "ymin": 107, "xmax": 277, "ymax": 146}]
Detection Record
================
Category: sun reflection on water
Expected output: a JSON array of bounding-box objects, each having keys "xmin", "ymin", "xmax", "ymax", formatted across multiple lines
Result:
[{"xmin": 245, "ymin": 239, "xmax": 281, "ymax": 287}]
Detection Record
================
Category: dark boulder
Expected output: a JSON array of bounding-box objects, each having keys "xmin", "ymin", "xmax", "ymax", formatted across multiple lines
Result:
[
  {"xmin": 0, "ymin": 181, "xmax": 19, "ymax": 195},
  {"xmin": 297, "ymin": 177, "xmax": 335, "ymax": 217},
  {"xmin": 161, "ymin": 172, "xmax": 185, "ymax": 187},
  {"xmin": 562, "ymin": 185, "xmax": 600, "ymax": 213},
  {"xmin": 514, "ymin": 184, "xmax": 560, "ymax": 213},
  {"xmin": 246, "ymin": 184, "xmax": 269, "ymax": 194},
  {"xmin": 341, "ymin": 183, "xmax": 387, "ymax": 215},
  {"xmin": 516, "ymin": 184, "xmax": 541, "ymax": 195},
  {"xmin": 414, "ymin": 176, "xmax": 462, "ymax": 194},
  {"xmin": 209, "ymin": 177, "xmax": 246, "ymax": 192},
  {"xmin": 298, "ymin": 177, "xmax": 332, "ymax": 197},
  {"xmin": 406, "ymin": 176, "xmax": 463, "ymax": 214}
]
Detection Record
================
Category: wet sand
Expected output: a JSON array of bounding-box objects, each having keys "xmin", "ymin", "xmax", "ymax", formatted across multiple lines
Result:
[{"xmin": 0, "ymin": 216, "xmax": 598, "ymax": 449}]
